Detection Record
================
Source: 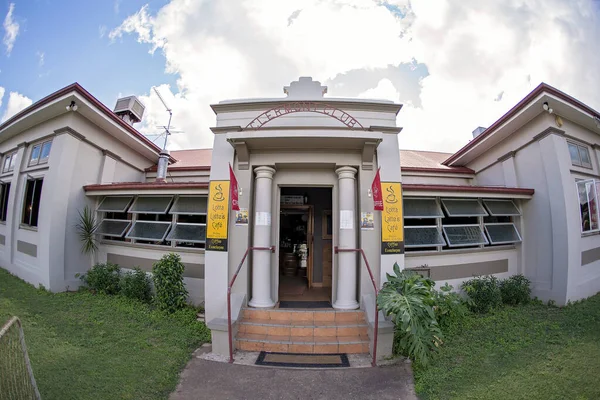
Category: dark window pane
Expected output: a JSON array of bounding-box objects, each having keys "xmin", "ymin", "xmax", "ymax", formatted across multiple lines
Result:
[
  {"xmin": 22, "ymin": 180, "xmax": 35, "ymax": 225},
  {"xmin": 0, "ymin": 183, "xmax": 10, "ymax": 221},
  {"xmin": 31, "ymin": 179, "xmax": 43, "ymax": 227}
]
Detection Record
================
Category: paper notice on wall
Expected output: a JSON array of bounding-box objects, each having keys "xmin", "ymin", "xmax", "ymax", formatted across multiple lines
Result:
[
  {"xmin": 255, "ymin": 211, "xmax": 271, "ymax": 226},
  {"xmin": 340, "ymin": 210, "xmax": 354, "ymax": 230}
]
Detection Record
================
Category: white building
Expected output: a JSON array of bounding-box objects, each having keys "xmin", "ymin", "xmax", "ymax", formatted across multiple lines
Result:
[{"xmin": 1, "ymin": 77, "xmax": 599, "ymax": 360}]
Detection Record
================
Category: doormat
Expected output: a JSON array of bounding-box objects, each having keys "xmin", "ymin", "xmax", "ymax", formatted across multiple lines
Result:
[
  {"xmin": 279, "ymin": 301, "xmax": 331, "ymax": 309},
  {"xmin": 255, "ymin": 352, "xmax": 350, "ymax": 368}
]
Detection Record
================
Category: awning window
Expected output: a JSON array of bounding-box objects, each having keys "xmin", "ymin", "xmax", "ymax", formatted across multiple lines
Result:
[
  {"xmin": 129, "ymin": 196, "xmax": 173, "ymax": 214},
  {"xmin": 170, "ymin": 196, "xmax": 208, "ymax": 215},
  {"xmin": 166, "ymin": 223, "xmax": 206, "ymax": 243},
  {"xmin": 125, "ymin": 221, "xmax": 172, "ymax": 241},
  {"xmin": 97, "ymin": 196, "xmax": 133, "ymax": 213},
  {"xmin": 441, "ymin": 199, "xmax": 488, "ymax": 217},
  {"xmin": 485, "ymin": 223, "xmax": 522, "ymax": 245},
  {"xmin": 94, "ymin": 219, "xmax": 131, "ymax": 238},
  {"xmin": 404, "ymin": 198, "xmax": 444, "ymax": 219},
  {"xmin": 442, "ymin": 225, "xmax": 488, "ymax": 247},
  {"xmin": 405, "ymin": 226, "xmax": 446, "ymax": 248},
  {"xmin": 483, "ymin": 199, "xmax": 520, "ymax": 216}
]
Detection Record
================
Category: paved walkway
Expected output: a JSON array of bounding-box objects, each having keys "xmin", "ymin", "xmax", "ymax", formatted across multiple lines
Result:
[{"xmin": 170, "ymin": 348, "xmax": 418, "ymax": 400}]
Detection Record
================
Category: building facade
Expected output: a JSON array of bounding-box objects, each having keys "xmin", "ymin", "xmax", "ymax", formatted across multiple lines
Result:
[{"xmin": 1, "ymin": 77, "xmax": 599, "ymax": 359}]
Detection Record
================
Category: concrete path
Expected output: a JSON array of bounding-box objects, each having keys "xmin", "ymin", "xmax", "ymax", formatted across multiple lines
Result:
[{"xmin": 170, "ymin": 348, "xmax": 418, "ymax": 400}]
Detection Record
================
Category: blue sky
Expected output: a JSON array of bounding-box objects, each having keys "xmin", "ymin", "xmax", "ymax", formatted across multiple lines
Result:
[
  {"xmin": 1, "ymin": 1, "xmax": 599, "ymax": 152},
  {"xmin": 0, "ymin": 0, "xmax": 176, "ymax": 111}
]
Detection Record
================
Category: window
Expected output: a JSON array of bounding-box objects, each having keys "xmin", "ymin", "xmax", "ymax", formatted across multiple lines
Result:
[
  {"xmin": 96, "ymin": 195, "xmax": 207, "ymax": 249},
  {"xmin": 485, "ymin": 223, "xmax": 522, "ymax": 245},
  {"xmin": 568, "ymin": 142, "xmax": 592, "ymax": 169},
  {"xmin": 482, "ymin": 199, "xmax": 520, "ymax": 216},
  {"xmin": 22, "ymin": 178, "xmax": 43, "ymax": 227},
  {"xmin": 404, "ymin": 198, "xmax": 444, "ymax": 218},
  {"xmin": 29, "ymin": 140, "xmax": 52, "ymax": 166},
  {"xmin": 443, "ymin": 225, "xmax": 489, "ymax": 247},
  {"xmin": 405, "ymin": 226, "xmax": 446, "ymax": 248},
  {"xmin": 441, "ymin": 198, "xmax": 488, "ymax": 217},
  {"xmin": 0, "ymin": 183, "xmax": 10, "ymax": 221},
  {"xmin": 577, "ymin": 179, "xmax": 600, "ymax": 233},
  {"xmin": 2, "ymin": 152, "xmax": 17, "ymax": 173}
]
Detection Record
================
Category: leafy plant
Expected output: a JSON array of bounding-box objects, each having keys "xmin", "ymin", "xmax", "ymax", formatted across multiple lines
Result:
[
  {"xmin": 433, "ymin": 283, "xmax": 470, "ymax": 331},
  {"xmin": 377, "ymin": 263, "xmax": 442, "ymax": 367},
  {"xmin": 76, "ymin": 205, "xmax": 100, "ymax": 255},
  {"xmin": 120, "ymin": 267, "xmax": 153, "ymax": 303},
  {"xmin": 78, "ymin": 262, "xmax": 121, "ymax": 295},
  {"xmin": 500, "ymin": 274, "xmax": 531, "ymax": 305},
  {"xmin": 152, "ymin": 253, "xmax": 188, "ymax": 313},
  {"xmin": 461, "ymin": 275, "xmax": 502, "ymax": 313}
]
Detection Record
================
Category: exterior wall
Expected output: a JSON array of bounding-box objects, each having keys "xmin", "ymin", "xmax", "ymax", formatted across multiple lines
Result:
[
  {"xmin": 96, "ymin": 243, "xmax": 205, "ymax": 304},
  {"xmin": 401, "ymin": 173, "xmax": 473, "ymax": 186},
  {"xmin": 406, "ymin": 248, "xmax": 519, "ymax": 290}
]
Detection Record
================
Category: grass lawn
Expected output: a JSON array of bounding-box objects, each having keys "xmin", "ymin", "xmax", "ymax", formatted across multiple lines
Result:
[
  {"xmin": 414, "ymin": 293, "xmax": 600, "ymax": 400},
  {"xmin": 0, "ymin": 268, "xmax": 210, "ymax": 400}
]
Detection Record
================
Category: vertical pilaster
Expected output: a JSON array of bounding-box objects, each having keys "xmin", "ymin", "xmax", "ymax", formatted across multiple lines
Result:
[
  {"xmin": 249, "ymin": 166, "xmax": 276, "ymax": 308},
  {"xmin": 333, "ymin": 166, "xmax": 359, "ymax": 310}
]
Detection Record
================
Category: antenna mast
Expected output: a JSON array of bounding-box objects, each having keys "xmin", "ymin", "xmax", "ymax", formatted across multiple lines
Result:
[{"xmin": 153, "ymin": 87, "xmax": 173, "ymax": 151}]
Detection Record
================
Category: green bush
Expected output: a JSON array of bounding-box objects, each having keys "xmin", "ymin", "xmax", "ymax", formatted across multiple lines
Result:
[
  {"xmin": 433, "ymin": 283, "xmax": 470, "ymax": 331},
  {"xmin": 78, "ymin": 262, "xmax": 121, "ymax": 295},
  {"xmin": 152, "ymin": 253, "xmax": 188, "ymax": 313},
  {"xmin": 500, "ymin": 274, "xmax": 531, "ymax": 305},
  {"xmin": 121, "ymin": 267, "xmax": 152, "ymax": 303},
  {"xmin": 377, "ymin": 263, "xmax": 442, "ymax": 367},
  {"xmin": 461, "ymin": 275, "xmax": 502, "ymax": 313}
]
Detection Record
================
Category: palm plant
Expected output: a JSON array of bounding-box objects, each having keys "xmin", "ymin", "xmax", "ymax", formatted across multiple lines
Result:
[
  {"xmin": 377, "ymin": 263, "xmax": 443, "ymax": 367},
  {"xmin": 76, "ymin": 205, "xmax": 99, "ymax": 255}
]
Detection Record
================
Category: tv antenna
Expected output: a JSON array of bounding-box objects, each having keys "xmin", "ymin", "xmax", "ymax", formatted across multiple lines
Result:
[{"xmin": 152, "ymin": 87, "xmax": 183, "ymax": 150}]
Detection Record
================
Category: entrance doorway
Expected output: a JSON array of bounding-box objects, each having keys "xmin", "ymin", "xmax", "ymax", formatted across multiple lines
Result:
[{"xmin": 278, "ymin": 187, "xmax": 332, "ymax": 303}]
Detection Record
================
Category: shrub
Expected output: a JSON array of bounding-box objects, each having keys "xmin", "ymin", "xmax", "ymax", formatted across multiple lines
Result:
[
  {"xmin": 121, "ymin": 267, "xmax": 153, "ymax": 303},
  {"xmin": 433, "ymin": 283, "xmax": 470, "ymax": 331},
  {"xmin": 500, "ymin": 274, "xmax": 531, "ymax": 305},
  {"xmin": 461, "ymin": 275, "xmax": 502, "ymax": 313},
  {"xmin": 152, "ymin": 253, "xmax": 188, "ymax": 313},
  {"xmin": 78, "ymin": 262, "xmax": 121, "ymax": 295},
  {"xmin": 377, "ymin": 263, "xmax": 442, "ymax": 367}
]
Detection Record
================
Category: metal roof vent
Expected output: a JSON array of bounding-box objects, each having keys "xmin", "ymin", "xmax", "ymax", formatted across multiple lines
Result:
[
  {"xmin": 114, "ymin": 96, "xmax": 145, "ymax": 126},
  {"xmin": 472, "ymin": 126, "xmax": 487, "ymax": 138}
]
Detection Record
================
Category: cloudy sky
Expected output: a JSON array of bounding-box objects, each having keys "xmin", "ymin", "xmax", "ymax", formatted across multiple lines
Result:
[{"xmin": 1, "ymin": 0, "xmax": 599, "ymax": 153}]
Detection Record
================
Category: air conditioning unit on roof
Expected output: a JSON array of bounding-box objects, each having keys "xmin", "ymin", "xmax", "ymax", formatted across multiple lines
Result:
[{"xmin": 114, "ymin": 96, "xmax": 145, "ymax": 126}]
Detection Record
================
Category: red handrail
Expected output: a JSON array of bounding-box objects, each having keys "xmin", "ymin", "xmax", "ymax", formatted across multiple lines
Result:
[
  {"xmin": 227, "ymin": 246, "xmax": 275, "ymax": 364},
  {"xmin": 334, "ymin": 247, "xmax": 379, "ymax": 367}
]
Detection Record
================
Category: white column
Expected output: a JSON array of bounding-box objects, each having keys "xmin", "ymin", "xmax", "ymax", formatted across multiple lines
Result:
[
  {"xmin": 333, "ymin": 166, "xmax": 359, "ymax": 310},
  {"xmin": 249, "ymin": 166, "xmax": 276, "ymax": 308}
]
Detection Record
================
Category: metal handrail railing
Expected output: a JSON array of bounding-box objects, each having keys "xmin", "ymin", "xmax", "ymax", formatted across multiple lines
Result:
[
  {"xmin": 227, "ymin": 245, "xmax": 275, "ymax": 364},
  {"xmin": 334, "ymin": 246, "xmax": 379, "ymax": 367}
]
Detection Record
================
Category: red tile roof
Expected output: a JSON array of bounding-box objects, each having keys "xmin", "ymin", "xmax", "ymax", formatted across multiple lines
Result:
[
  {"xmin": 146, "ymin": 149, "xmax": 212, "ymax": 172},
  {"xmin": 400, "ymin": 150, "xmax": 475, "ymax": 174}
]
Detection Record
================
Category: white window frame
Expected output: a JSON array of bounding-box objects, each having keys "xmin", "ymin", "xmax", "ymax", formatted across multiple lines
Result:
[
  {"xmin": 441, "ymin": 198, "xmax": 488, "ymax": 217},
  {"xmin": 568, "ymin": 141, "xmax": 593, "ymax": 169},
  {"xmin": 166, "ymin": 222, "xmax": 207, "ymax": 244},
  {"xmin": 442, "ymin": 224, "xmax": 489, "ymax": 247},
  {"xmin": 577, "ymin": 179, "xmax": 600, "ymax": 234},
  {"xmin": 97, "ymin": 196, "xmax": 134, "ymax": 213},
  {"xmin": 29, "ymin": 139, "xmax": 52, "ymax": 166},
  {"xmin": 94, "ymin": 219, "xmax": 131, "ymax": 238},
  {"xmin": 125, "ymin": 220, "xmax": 172, "ymax": 241},
  {"xmin": 484, "ymin": 222, "xmax": 522, "ymax": 245},
  {"xmin": 3, "ymin": 151, "xmax": 17, "ymax": 173},
  {"xmin": 482, "ymin": 199, "xmax": 521, "ymax": 216},
  {"xmin": 404, "ymin": 197, "xmax": 444, "ymax": 219},
  {"xmin": 129, "ymin": 195, "xmax": 173, "ymax": 214},
  {"xmin": 405, "ymin": 225, "xmax": 446, "ymax": 248}
]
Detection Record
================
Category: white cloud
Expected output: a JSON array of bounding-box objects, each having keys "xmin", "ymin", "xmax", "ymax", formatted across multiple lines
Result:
[
  {"xmin": 36, "ymin": 51, "xmax": 44, "ymax": 67},
  {"xmin": 99, "ymin": 25, "xmax": 107, "ymax": 39},
  {"xmin": 0, "ymin": 87, "xmax": 5, "ymax": 108},
  {"xmin": 110, "ymin": 0, "xmax": 600, "ymax": 153},
  {"xmin": 3, "ymin": 3, "xmax": 19, "ymax": 56},
  {"xmin": 1, "ymin": 92, "xmax": 33, "ymax": 123}
]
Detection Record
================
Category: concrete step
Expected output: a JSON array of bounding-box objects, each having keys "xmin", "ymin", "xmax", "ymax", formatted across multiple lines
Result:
[{"xmin": 236, "ymin": 308, "xmax": 370, "ymax": 354}]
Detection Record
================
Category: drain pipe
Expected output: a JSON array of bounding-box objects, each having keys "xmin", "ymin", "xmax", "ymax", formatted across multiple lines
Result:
[{"xmin": 156, "ymin": 150, "xmax": 170, "ymax": 183}]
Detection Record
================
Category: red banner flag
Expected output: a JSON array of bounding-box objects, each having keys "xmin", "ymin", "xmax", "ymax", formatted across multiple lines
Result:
[
  {"xmin": 372, "ymin": 167, "xmax": 384, "ymax": 211},
  {"xmin": 229, "ymin": 163, "xmax": 240, "ymax": 211}
]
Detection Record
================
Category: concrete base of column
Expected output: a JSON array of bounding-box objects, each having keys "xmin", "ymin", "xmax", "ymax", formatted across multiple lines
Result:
[
  {"xmin": 332, "ymin": 299, "xmax": 359, "ymax": 310},
  {"xmin": 248, "ymin": 298, "xmax": 276, "ymax": 308}
]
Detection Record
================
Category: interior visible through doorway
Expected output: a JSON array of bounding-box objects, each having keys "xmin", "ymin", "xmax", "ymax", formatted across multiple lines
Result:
[{"xmin": 278, "ymin": 187, "xmax": 332, "ymax": 303}]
